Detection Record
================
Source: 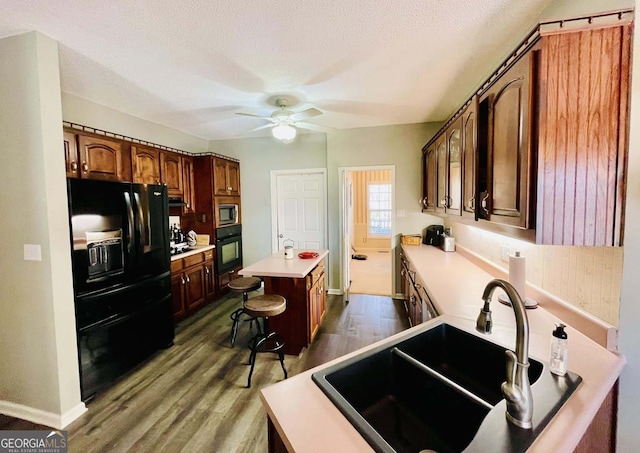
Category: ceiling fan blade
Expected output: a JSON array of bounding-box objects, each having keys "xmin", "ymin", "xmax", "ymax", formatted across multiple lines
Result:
[
  {"xmin": 295, "ymin": 121, "xmax": 335, "ymax": 133},
  {"xmin": 235, "ymin": 112, "xmax": 269, "ymax": 119},
  {"xmin": 290, "ymin": 108, "xmax": 323, "ymax": 121},
  {"xmin": 250, "ymin": 123, "xmax": 275, "ymax": 132}
]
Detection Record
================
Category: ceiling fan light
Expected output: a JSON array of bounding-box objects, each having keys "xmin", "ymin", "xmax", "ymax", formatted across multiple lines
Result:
[{"xmin": 272, "ymin": 123, "xmax": 296, "ymax": 142}]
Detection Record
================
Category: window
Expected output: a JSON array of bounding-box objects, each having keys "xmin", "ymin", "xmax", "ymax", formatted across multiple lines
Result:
[{"xmin": 368, "ymin": 183, "xmax": 391, "ymax": 236}]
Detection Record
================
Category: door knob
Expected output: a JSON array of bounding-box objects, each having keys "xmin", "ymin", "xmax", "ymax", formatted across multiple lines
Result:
[{"xmin": 278, "ymin": 234, "xmax": 284, "ymax": 238}]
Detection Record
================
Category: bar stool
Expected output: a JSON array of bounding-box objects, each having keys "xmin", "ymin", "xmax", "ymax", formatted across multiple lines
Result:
[
  {"xmin": 228, "ymin": 277, "xmax": 262, "ymax": 347},
  {"xmin": 243, "ymin": 294, "xmax": 287, "ymax": 388}
]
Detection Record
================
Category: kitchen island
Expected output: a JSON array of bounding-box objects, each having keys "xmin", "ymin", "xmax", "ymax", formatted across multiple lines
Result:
[
  {"xmin": 260, "ymin": 244, "xmax": 625, "ymax": 452},
  {"xmin": 239, "ymin": 249, "xmax": 329, "ymax": 356}
]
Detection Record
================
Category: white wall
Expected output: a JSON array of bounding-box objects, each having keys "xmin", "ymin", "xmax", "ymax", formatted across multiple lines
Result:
[
  {"xmin": 0, "ymin": 32, "xmax": 84, "ymax": 428},
  {"xmin": 62, "ymin": 93, "xmax": 209, "ymax": 154},
  {"xmin": 617, "ymin": 0, "xmax": 640, "ymax": 450},
  {"xmin": 326, "ymin": 123, "xmax": 443, "ymax": 291},
  {"xmin": 209, "ymin": 133, "xmax": 327, "ymax": 266}
]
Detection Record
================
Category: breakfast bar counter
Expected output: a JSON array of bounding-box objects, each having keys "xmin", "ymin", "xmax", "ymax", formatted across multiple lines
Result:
[
  {"xmin": 240, "ymin": 249, "xmax": 329, "ymax": 355},
  {"xmin": 260, "ymin": 244, "xmax": 625, "ymax": 452}
]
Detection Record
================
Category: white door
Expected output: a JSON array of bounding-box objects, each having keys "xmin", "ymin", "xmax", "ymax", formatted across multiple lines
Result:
[{"xmin": 273, "ymin": 171, "xmax": 326, "ymax": 251}]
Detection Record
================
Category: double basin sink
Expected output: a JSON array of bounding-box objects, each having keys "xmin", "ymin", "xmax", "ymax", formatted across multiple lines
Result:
[{"xmin": 312, "ymin": 321, "xmax": 582, "ymax": 453}]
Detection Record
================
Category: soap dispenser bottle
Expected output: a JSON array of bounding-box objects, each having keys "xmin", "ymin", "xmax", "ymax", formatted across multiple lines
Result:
[{"xmin": 550, "ymin": 323, "xmax": 568, "ymax": 376}]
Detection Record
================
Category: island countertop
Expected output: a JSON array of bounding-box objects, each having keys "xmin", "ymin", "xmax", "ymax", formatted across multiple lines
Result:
[
  {"xmin": 239, "ymin": 249, "xmax": 329, "ymax": 278},
  {"xmin": 260, "ymin": 244, "xmax": 625, "ymax": 452}
]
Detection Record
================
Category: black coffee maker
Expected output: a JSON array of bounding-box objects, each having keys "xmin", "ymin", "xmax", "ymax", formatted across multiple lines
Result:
[{"xmin": 424, "ymin": 225, "xmax": 444, "ymax": 246}]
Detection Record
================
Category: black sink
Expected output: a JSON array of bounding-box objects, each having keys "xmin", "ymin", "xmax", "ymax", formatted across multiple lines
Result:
[{"xmin": 312, "ymin": 322, "xmax": 581, "ymax": 453}]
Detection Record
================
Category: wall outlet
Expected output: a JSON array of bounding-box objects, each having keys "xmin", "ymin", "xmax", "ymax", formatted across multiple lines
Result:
[
  {"xmin": 24, "ymin": 244, "xmax": 42, "ymax": 261},
  {"xmin": 501, "ymin": 244, "xmax": 510, "ymax": 262}
]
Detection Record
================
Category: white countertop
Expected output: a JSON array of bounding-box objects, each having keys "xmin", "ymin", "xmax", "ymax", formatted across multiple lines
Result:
[
  {"xmin": 170, "ymin": 244, "xmax": 215, "ymax": 261},
  {"xmin": 239, "ymin": 249, "xmax": 329, "ymax": 278},
  {"xmin": 260, "ymin": 244, "xmax": 625, "ymax": 453}
]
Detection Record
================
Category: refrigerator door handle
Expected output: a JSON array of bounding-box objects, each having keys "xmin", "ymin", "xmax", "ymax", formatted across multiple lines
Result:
[
  {"xmin": 133, "ymin": 192, "xmax": 145, "ymax": 254},
  {"xmin": 124, "ymin": 191, "xmax": 135, "ymax": 254}
]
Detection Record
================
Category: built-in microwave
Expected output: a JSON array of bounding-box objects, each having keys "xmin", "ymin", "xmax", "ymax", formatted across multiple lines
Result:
[{"xmin": 217, "ymin": 203, "xmax": 239, "ymax": 226}]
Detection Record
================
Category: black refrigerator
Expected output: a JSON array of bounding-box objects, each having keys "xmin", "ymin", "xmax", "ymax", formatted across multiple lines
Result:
[{"xmin": 67, "ymin": 179, "xmax": 174, "ymax": 402}]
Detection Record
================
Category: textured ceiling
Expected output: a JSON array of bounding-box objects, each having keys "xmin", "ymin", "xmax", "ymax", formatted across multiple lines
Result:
[{"xmin": 0, "ymin": 0, "xmax": 552, "ymax": 140}]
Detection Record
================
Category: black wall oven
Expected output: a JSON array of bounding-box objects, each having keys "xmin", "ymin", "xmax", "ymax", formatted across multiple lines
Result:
[{"xmin": 216, "ymin": 224, "xmax": 242, "ymax": 273}]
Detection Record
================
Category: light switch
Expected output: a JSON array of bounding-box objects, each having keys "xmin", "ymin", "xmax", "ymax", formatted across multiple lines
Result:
[
  {"xmin": 24, "ymin": 244, "xmax": 42, "ymax": 261},
  {"xmin": 396, "ymin": 209, "xmax": 406, "ymax": 218}
]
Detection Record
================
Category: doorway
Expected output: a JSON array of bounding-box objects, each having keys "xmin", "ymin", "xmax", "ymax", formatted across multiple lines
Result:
[
  {"xmin": 339, "ymin": 166, "xmax": 395, "ymax": 299},
  {"xmin": 270, "ymin": 169, "xmax": 328, "ymax": 253}
]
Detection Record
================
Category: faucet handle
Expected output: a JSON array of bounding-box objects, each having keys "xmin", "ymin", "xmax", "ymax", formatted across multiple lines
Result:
[{"xmin": 476, "ymin": 300, "xmax": 493, "ymax": 334}]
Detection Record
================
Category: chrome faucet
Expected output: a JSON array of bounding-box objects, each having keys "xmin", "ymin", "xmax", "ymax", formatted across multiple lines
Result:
[{"xmin": 476, "ymin": 279, "xmax": 533, "ymax": 429}]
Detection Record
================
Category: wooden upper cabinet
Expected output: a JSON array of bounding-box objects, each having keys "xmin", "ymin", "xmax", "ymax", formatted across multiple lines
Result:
[
  {"xmin": 536, "ymin": 25, "xmax": 630, "ymax": 246},
  {"xmin": 445, "ymin": 117, "xmax": 463, "ymax": 216},
  {"xmin": 161, "ymin": 151, "xmax": 183, "ymax": 197},
  {"xmin": 426, "ymin": 145, "xmax": 437, "ymax": 212},
  {"xmin": 182, "ymin": 155, "xmax": 195, "ymax": 212},
  {"xmin": 213, "ymin": 158, "xmax": 240, "ymax": 197},
  {"xmin": 461, "ymin": 98, "xmax": 478, "ymax": 219},
  {"xmin": 435, "ymin": 136, "xmax": 447, "ymax": 213},
  {"xmin": 227, "ymin": 160, "xmax": 240, "ymax": 196},
  {"xmin": 64, "ymin": 131, "xmax": 79, "ymax": 178},
  {"xmin": 479, "ymin": 49, "xmax": 536, "ymax": 229},
  {"xmin": 132, "ymin": 145, "xmax": 161, "ymax": 185},
  {"xmin": 421, "ymin": 144, "xmax": 437, "ymax": 212},
  {"xmin": 77, "ymin": 135, "xmax": 126, "ymax": 181}
]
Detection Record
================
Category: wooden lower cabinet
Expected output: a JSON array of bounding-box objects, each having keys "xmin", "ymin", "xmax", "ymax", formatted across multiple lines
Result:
[
  {"xmin": 263, "ymin": 260, "xmax": 326, "ymax": 356},
  {"xmin": 204, "ymin": 259, "xmax": 215, "ymax": 299},
  {"xmin": 267, "ymin": 416, "xmax": 289, "ymax": 453},
  {"xmin": 308, "ymin": 269, "xmax": 326, "ymax": 342},
  {"xmin": 575, "ymin": 381, "xmax": 618, "ymax": 453},
  {"xmin": 216, "ymin": 265, "xmax": 242, "ymax": 293},
  {"xmin": 171, "ymin": 249, "xmax": 215, "ymax": 322}
]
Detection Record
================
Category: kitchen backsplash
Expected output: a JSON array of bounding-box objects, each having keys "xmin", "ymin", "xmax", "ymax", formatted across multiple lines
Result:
[{"xmin": 452, "ymin": 223, "xmax": 622, "ymax": 327}]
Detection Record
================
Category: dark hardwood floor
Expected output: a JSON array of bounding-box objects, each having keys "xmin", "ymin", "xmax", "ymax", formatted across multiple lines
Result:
[{"xmin": 0, "ymin": 291, "xmax": 409, "ymax": 452}]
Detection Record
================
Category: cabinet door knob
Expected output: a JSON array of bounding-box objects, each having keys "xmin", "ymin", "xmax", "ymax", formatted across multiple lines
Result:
[
  {"xmin": 71, "ymin": 161, "xmax": 78, "ymax": 172},
  {"xmin": 186, "ymin": 275, "xmax": 190, "ymax": 283},
  {"xmin": 469, "ymin": 197, "xmax": 475, "ymax": 210},
  {"xmin": 205, "ymin": 267, "xmax": 209, "ymax": 275},
  {"xmin": 181, "ymin": 277, "xmax": 186, "ymax": 285},
  {"xmin": 82, "ymin": 162, "xmax": 89, "ymax": 173}
]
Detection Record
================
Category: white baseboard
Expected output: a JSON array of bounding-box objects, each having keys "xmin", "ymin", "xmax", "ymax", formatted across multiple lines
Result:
[
  {"xmin": 327, "ymin": 288, "xmax": 343, "ymax": 296},
  {"xmin": 394, "ymin": 292, "xmax": 403, "ymax": 300},
  {"xmin": 0, "ymin": 399, "xmax": 87, "ymax": 429}
]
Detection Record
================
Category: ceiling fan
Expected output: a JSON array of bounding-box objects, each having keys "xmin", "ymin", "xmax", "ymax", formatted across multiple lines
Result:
[{"xmin": 236, "ymin": 98, "xmax": 333, "ymax": 142}]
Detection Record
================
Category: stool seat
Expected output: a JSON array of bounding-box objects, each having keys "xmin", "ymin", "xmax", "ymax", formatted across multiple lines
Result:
[
  {"xmin": 228, "ymin": 277, "xmax": 262, "ymax": 292},
  {"xmin": 244, "ymin": 294, "xmax": 286, "ymax": 318}
]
